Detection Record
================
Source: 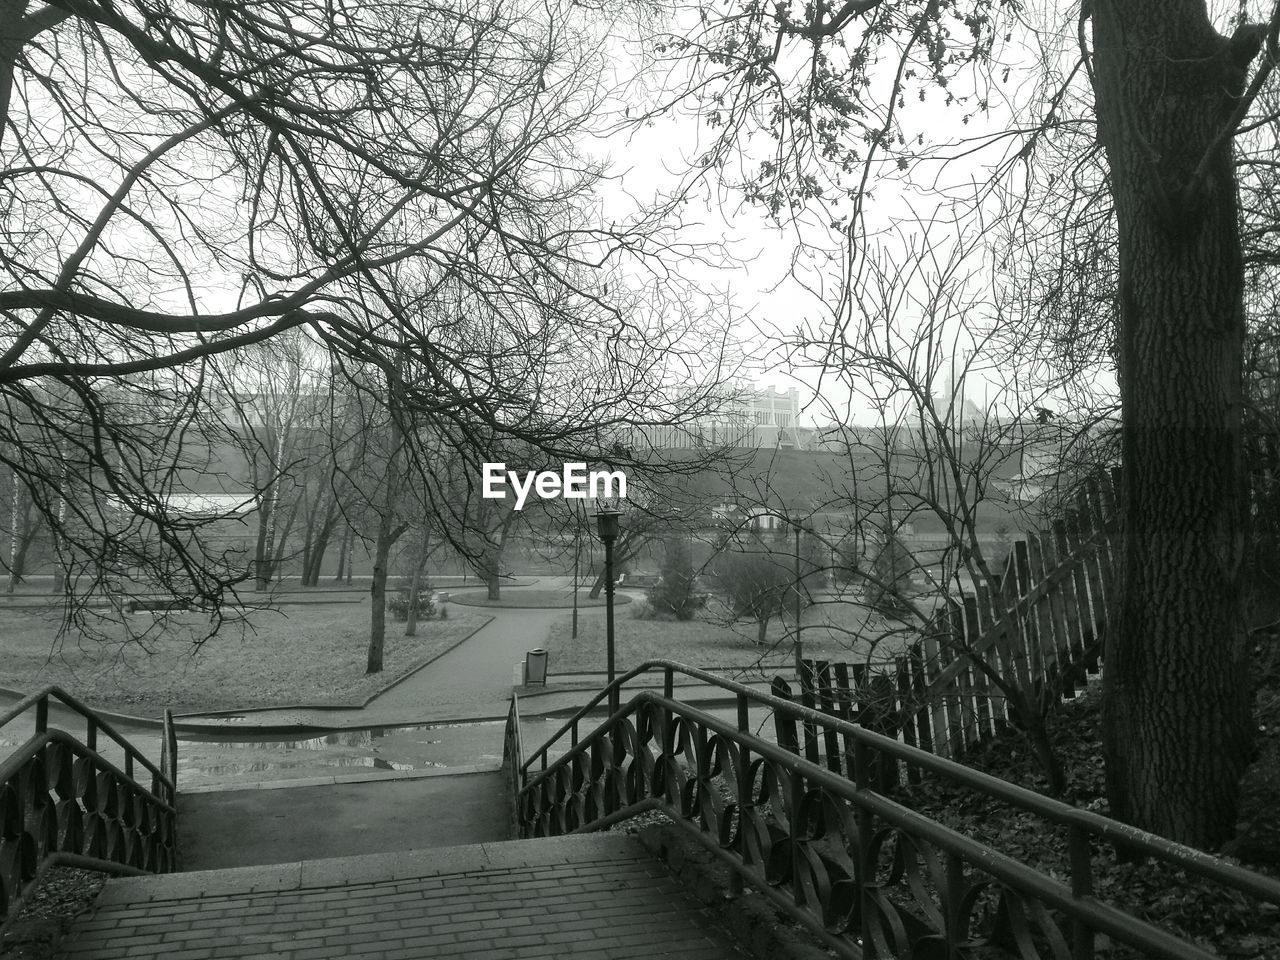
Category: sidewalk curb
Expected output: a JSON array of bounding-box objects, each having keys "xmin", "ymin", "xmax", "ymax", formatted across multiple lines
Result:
[{"xmin": 179, "ymin": 763, "xmax": 502, "ymax": 794}]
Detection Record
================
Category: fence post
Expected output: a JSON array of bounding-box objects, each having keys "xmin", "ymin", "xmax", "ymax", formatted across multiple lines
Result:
[
  {"xmin": 798, "ymin": 660, "xmax": 820, "ymax": 766},
  {"xmin": 771, "ymin": 677, "xmax": 799, "ymax": 756},
  {"xmin": 909, "ymin": 643, "xmax": 934, "ymax": 758},
  {"xmin": 963, "ymin": 597, "xmax": 991, "ymax": 741},
  {"xmin": 895, "ymin": 656, "xmax": 921, "ymax": 785},
  {"xmin": 833, "ymin": 661, "xmax": 858, "ymax": 782},
  {"xmin": 815, "ymin": 660, "xmax": 841, "ymax": 773},
  {"xmin": 869, "ymin": 673, "xmax": 898, "ymax": 792}
]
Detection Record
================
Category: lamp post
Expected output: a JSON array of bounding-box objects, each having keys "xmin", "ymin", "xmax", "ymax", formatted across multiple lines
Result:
[
  {"xmin": 595, "ymin": 503, "xmax": 621, "ymax": 716},
  {"xmin": 793, "ymin": 515, "xmax": 803, "ymax": 679},
  {"xmin": 572, "ymin": 506, "xmax": 582, "ymax": 640}
]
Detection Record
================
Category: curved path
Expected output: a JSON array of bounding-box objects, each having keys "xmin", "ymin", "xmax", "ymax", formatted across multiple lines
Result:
[
  {"xmin": 177, "ymin": 576, "xmax": 612, "ymax": 729},
  {"xmin": 3, "ymin": 579, "xmax": 777, "ymax": 787}
]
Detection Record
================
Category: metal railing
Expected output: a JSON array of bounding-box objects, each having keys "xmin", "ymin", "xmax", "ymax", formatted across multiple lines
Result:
[
  {"xmin": 502, "ymin": 693, "xmax": 524, "ymax": 838},
  {"xmin": 0, "ymin": 686, "xmax": 178, "ymax": 929},
  {"xmin": 507, "ymin": 660, "xmax": 1280, "ymax": 960}
]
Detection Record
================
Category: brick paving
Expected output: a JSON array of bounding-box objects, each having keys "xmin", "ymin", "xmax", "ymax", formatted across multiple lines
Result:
[{"xmin": 56, "ymin": 835, "xmax": 747, "ymax": 959}]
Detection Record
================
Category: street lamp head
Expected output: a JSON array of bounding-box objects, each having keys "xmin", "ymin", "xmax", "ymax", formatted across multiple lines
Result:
[{"xmin": 594, "ymin": 501, "xmax": 622, "ymax": 544}]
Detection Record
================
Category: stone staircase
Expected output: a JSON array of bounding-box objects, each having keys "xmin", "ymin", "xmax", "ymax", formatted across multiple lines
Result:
[
  {"xmin": 54, "ymin": 834, "xmax": 746, "ymax": 960},
  {"xmin": 49, "ymin": 771, "xmax": 750, "ymax": 960}
]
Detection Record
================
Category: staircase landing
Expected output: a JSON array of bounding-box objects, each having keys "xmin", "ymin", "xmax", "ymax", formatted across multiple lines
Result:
[
  {"xmin": 178, "ymin": 768, "xmax": 509, "ymax": 870},
  {"xmin": 56, "ymin": 835, "xmax": 748, "ymax": 959}
]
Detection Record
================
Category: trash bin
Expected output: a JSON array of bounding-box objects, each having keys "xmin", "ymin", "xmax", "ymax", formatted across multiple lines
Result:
[{"xmin": 524, "ymin": 648, "xmax": 549, "ymax": 686}]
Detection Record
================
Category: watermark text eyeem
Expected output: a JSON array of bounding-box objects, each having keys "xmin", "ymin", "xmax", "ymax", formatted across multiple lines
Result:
[{"xmin": 481, "ymin": 462, "xmax": 627, "ymax": 510}]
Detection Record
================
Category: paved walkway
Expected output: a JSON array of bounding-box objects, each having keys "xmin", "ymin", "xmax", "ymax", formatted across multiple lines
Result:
[
  {"xmin": 57, "ymin": 835, "xmax": 747, "ymax": 960},
  {"xmin": 179, "ymin": 769, "xmax": 509, "ymax": 871},
  {"xmin": 171, "ymin": 579, "xmax": 774, "ymax": 731}
]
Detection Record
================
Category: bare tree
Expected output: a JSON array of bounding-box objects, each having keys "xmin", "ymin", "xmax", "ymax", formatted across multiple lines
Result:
[
  {"xmin": 639, "ymin": 0, "xmax": 1280, "ymax": 848},
  {"xmin": 1, "ymin": 0, "xmax": 737, "ymax": 639}
]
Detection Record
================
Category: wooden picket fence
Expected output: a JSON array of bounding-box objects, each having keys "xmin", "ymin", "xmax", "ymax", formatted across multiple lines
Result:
[{"xmin": 783, "ymin": 468, "xmax": 1121, "ymax": 773}]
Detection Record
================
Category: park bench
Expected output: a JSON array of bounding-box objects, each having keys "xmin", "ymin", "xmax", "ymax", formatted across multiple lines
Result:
[{"xmin": 126, "ymin": 596, "xmax": 191, "ymax": 614}]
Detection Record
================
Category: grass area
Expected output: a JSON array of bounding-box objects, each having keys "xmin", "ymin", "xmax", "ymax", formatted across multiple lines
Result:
[
  {"xmin": 0, "ymin": 603, "xmax": 490, "ymax": 718},
  {"xmin": 450, "ymin": 588, "xmax": 627, "ymax": 609},
  {"xmin": 541, "ymin": 595, "xmax": 910, "ymax": 672}
]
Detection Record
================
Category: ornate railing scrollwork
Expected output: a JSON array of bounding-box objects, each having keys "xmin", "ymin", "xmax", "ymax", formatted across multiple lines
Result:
[
  {"xmin": 0, "ymin": 687, "xmax": 177, "ymax": 930},
  {"xmin": 509, "ymin": 660, "xmax": 1280, "ymax": 960}
]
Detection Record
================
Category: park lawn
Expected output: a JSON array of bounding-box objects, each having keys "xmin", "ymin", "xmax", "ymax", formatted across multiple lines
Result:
[
  {"xmin": 0, "ymin": 603, "xmax": 490, "ymax": 718},
  {"xmin": 541, "ymin": 595, "xmax": 909, "ymax": 673}
]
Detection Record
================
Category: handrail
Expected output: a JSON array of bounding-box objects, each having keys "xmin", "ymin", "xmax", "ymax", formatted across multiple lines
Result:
[
  {"xmin": 581, "ymin": 693, "xmax": 1219, "ymax": 959},
  {"xmin": 1, "ymin": 693, "xmax": 179, "ymax": 932},
  {"xmin": 522, "ymin": 659, "xmax": 757, "ymax": 773},
  {"xmin": 515, "ymin": 687, "xmax": 1278, "ymax": 960},
  {"xmin": 520, "ymin": 659, "xmax": 1280, "ymax": 909},
  {"xmin": 0, "ymin": 685, "xmax": 174, "ymax": 799},
  {"xmin": 502, "ymin": 694, "xmax": 525, "ymax": 841},
  {"xmin": 161, "ymin": 707, "xmax": 178, "ymax": 791},
  {"xmin": 0, "ymin": 729, "xmax": 177, "ymax": 817},
  {"xmin": 507, "ymin": 693, "xmax": 523, "ymax": 772}
]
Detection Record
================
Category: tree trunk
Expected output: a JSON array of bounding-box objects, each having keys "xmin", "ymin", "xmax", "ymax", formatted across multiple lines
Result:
[
  {"xmin": 7, "ymin": 483, "xmax": 38, "ymax": 593},
  {"xmin": 404, "ymin": 531, "xmax": 430, "ymax": 636},
  {"xmin": 756, "ymin": 613, "xmax": 769, "ymax": 646},
  {"xmin": 7, "ymin": 471, "xmax": 19, "ymax": 593},
  {"xmin": 305, "ymin": 510, "xmax": 338, "ymax": 586},
  {"xmin": 300, "ymin": 494, "xmax": 315, "ymax": 591},
  {"xmin": 1092, "ymin": 3, "xmax": 1255, "ymax": 848},
  {"xmin": 269, "ymin": 497, "xmax": 300, "ymax": 584},
  {"xmin": 368, "ymin": 528, "xmax": 392, "ymax": 673},
  {"xmin": 302, "ymin": 494, "xmax": 338, "ymax": 586},
  {"xmin": 367, "ymin": 405, "xmax": 405, "ymax": 674},
  {"xmin": 334, "ymin": 527, "xmax": 350, "ymax": 582},
  {"xmin": 253, "ymin": 499, "xmax": 272, "ymax": 591}
]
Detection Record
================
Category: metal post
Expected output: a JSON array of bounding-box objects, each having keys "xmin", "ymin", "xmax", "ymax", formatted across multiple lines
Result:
[
  {"xmin": 605, "ymin": 534, "xmax": 617, "ymax": 716},
  {"xmin": 794, "ymin": 519, "xmax": 803, "ymax": 679},
  {"xmin": 572, "ymin": 520, "xmax": 580, "ymax": 640}
]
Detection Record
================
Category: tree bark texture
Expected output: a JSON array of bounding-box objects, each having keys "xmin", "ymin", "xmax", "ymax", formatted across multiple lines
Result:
[
  {"xmin": 405, "ymin": 533, "xmax": 429, "ymax": 637},
  {"xmin": 367, "ymin": 413, "xmax": 405, "ymax": 675},
  {"xmin": 334, "ymin": 527, "xmax": 351, "ymax": 582},
  {"xmin": 253, "ymin": 498, "xmax": 272, "ymax": 591},
  {"xmin": 1092, "ymin": 0, "xmax": 1255, "ymax": 848},
  {"xmin": 368, "ymin": 527, "xmax": 391, "ymax": 674}
]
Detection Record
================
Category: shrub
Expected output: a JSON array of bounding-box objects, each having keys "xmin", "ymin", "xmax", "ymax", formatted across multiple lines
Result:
[
  {"xmin": 647, "ymin": 538, "xmax": 703, "ymax": 621},
  {"xmin": 712, "ymin": 546, "xmax": 796, "ymax": 645},
  {"xmin": 389, "ymin": 589, "xmax": 435, "ymax": 622}
]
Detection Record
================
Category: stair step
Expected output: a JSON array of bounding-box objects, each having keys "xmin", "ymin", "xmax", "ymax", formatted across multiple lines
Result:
[
  {"xmin": 57, "ymin": 835, "xmax": 748, "ymax": 959},
  {"xmin": 178, "ymin": 768, "xmax": 509, "ymax": 871}
]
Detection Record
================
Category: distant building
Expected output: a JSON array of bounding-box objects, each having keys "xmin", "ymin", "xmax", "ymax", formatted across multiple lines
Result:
[{"xmin": 630, "ymin": 385, "xmax": 810, "ymax": 451}]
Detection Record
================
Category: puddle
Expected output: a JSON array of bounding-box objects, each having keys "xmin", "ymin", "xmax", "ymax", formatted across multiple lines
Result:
[
  {"xmin": 174, "ymin": 717, "xmax": 572, "ymax": 788},
  {"xmin": 4, "ymin": 700, "xmax": 772, "ymax": 791}
]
